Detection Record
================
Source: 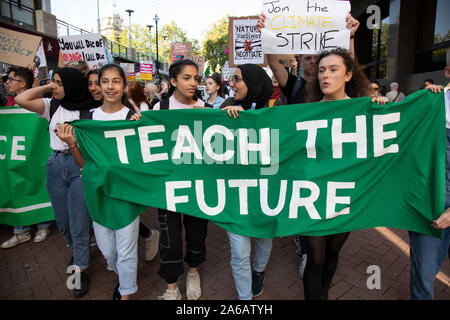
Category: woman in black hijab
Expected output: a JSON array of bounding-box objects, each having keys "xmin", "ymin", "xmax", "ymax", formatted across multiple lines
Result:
[
  {"xmin": 218, "ymin": 64, "xmax": 274, "ymax": 300},
  {"xmin": 15, "ymin": 67, "xmax": 95, "ymax": 299},
  {"xmin": 220, "ymin": 63, "xmax": 273, "ymax": 118}
]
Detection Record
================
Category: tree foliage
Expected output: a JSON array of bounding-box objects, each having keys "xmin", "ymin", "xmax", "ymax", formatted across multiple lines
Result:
[{"xmin": 202, "ymin": 17, "xmax": 229, "ymax": 72}]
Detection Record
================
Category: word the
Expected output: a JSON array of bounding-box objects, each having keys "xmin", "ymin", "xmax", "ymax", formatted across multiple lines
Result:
[{"xmin": 0, "ymin": 136, "xmax": 26, "ymax": 161}]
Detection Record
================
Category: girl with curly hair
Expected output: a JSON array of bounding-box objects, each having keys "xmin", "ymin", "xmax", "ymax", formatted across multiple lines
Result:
[{"xmin": 303, "ymin": 48, "xmax": 386, "ymax": 300}]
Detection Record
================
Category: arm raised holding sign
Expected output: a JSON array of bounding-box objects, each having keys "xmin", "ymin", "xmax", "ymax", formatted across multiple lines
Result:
[{"xmin": 257, "ymin": 12, "xmax": 360, "ymax": 100}]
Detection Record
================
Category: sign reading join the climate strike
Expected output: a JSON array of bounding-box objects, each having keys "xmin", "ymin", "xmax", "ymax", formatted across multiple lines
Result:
[
  {"xmin": 58, "ymin": 34, "xmax": 108, "ymax": 69},
  {"xmin": 261, "ymin": 0, "xmax": 351, "ymax": 54}
]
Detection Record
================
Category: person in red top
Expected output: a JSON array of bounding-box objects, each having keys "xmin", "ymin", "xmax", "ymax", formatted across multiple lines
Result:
[
  {"xmin": 1, "ymin": 66, "xmax": 53, "ymax": 249},
  {"xmin": 4, "ymin": 67, "xmax": 34, "ymax": 107}
]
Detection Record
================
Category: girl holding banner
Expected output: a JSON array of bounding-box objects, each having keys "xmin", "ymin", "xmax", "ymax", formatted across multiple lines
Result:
[
  {"xmin": 14, "ymin": 67, "xmax": 94, "ymax": 299},
  {"xmin": 153, "ymin": 59, "xmax": 211, "ymax": 301},
  {"xmin": 303, "ymin": 48, "xmax": 372, "ymax": 300},
  {"xmin": 220, "ymin": 64, "xmax": 274, "ymax": 300}
]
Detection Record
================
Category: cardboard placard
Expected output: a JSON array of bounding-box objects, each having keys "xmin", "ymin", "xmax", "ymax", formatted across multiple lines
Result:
[
  {"xmin": 193, "ymin": 55, "xmax": 206, "ymax": 75},
  {"xmin": 171, "ymin": 42, "xmax": 193, "ymax": 63},
  {"xmin": 58, "ymin": 34, "xmax": 108, "ymax": 70},
  {"xmin": 228, "ymin": 16, "xmax": 267, "ymax": 68},
  {"xmin": 0, "ymin": 27, "xmax": 42, "ymax": 67},
  {"xmin": 261, "ymin": 0, "xmax": 351, "ymax": 54}
]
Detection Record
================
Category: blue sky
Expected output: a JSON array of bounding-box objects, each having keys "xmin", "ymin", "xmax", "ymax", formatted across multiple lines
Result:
[{"xmin": 50, "ymin": 0, "xmax": 261, "ymax": 41}]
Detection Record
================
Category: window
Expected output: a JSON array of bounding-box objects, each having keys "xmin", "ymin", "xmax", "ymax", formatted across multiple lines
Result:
[{"xmin": 415, "ymin": 0, "xmax": 450, "ymax": 73}]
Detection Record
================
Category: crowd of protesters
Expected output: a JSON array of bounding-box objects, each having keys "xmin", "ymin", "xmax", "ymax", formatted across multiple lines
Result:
[{"xmin": 1, "ymin": 11, "xmax": 449, "ymax": 302}]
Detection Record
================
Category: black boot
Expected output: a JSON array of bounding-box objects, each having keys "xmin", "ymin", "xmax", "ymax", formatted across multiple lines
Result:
[
  {"xmin": 72, "ymin": 272, "xmax": 89, "ymax": 298},
  {"xmin": 113, "ymin": 283, "xmax": 121, "ymax": 300}
]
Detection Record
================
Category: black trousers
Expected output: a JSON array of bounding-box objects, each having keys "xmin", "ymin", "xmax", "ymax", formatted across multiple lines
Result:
[{"xmin": 157, "ymin": 209, "xmax": 208, "ymax": 284}]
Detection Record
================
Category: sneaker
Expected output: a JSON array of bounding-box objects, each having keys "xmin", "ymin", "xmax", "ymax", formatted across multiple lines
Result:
[
  {"xmin": 157, "ymin": 287, "xmax": 182, "ymax": 300},
  {"xmin": 144, "ymin": 230, "xmax": 160, "ymax": 262},
  {"xmin": 33, "ymin": 228, "xmax": 50, "ymax": 243},
  {"xmin": 186, "ymin": 271, "xmax": 202, "ymax": 300},
  {"xmin": 1, "ymin": 232, "xmax": 31, "ymax": 249},
  {"xmin": 90, "ymin": 235, "xmax": 97, "ymax": 247},
  {"xmin": 252, "ymin": 271, "xmax": 265, "ymax": 297},
  {"xmin": 298, "ymin": 254, "xmax": 307, "ymax": 280},
  {"xmin": 72, "ymin": 272, "xmax": 89, "ymax": 299},
  {"xmin": 66, "ymin": 256, "xmax": 74, "ymax": 274}
]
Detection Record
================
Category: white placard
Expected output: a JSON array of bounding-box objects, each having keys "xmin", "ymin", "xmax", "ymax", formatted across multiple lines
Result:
[
  {"xmin": 58, "ymin": 34, "xmax": 108, "ymax": 70},
  {"xmin": 233, "ymin": 19, "xmax": 264, "ymax": 65},
  {"xmin": 261, "ymin": 0, "xmax": 351, "ymax": 54}
]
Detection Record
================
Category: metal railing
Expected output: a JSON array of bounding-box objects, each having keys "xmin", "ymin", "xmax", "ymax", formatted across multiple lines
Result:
[{"xmin": 0, "ymin": 0, "xmax": 36, "ymax": 30}]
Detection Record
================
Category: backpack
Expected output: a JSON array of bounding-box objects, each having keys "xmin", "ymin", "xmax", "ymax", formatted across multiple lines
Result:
[
  {"xmin": 159, "ymin": 97, "xmax": 213, "ymax": 110},
  {"xmin": 49, "ymin": 98, "xmax": 135, "ymax": 121}
]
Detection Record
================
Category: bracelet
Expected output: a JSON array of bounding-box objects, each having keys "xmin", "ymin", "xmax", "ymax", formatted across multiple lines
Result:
[
  {"xmin": 350, "ymin": 35, "xmax": 355, "ymax": 39},
  {"xmin": 68, "ymin": 143, "xmax": 78, "ymax": 149}
]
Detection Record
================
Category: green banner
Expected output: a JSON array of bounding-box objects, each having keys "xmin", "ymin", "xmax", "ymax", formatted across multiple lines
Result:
[
  {"xmin": 73, "ymin": 90, "xmax": 445, "ymax": 238},
  {"xmin": 0, "ymin": 107, "xmax": 54, "ymax": 226}
]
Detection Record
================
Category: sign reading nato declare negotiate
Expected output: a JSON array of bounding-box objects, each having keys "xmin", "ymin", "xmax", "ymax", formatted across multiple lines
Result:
[{"xmin": 261, "ymin": 0, "xmax": 351, "ymax": 54}]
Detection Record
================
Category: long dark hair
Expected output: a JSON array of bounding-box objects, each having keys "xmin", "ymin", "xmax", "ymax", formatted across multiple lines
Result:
[
  {"xmin": 306, "ymin": 48, "xmax": 370, "ymax": 102},
  {"xmin": 98, "ymin": 64, "xmax": 127, "ymax": 87},
  {"xmin": 207, "ymin": 73, "xmax": 225, "ymax": 98},
  {"xmin": 162, "ymin": 59, "xmax": 199, "ymax": 100}
]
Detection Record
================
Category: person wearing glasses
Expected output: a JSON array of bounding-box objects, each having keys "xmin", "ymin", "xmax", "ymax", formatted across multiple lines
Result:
[
  {"xmin": 219, "ymin": 64, "xmax": 275, "ymax": 300},
  {"xmin": 1, "ymin": 66, "xmax": 54, "ymax": 249},
  {"xmin": 368, "ymin": 80, "xmax": 386, "ymax": 100}
]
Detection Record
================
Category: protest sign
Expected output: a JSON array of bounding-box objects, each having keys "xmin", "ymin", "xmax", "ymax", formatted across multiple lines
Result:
[
  {"xmin": 171, "ymin": 42, "xmax": 192, "ymax": 63},
  {"xmin": 221, "ymin": 61, "xmax": 236, "ymax": 82},
  {"xmin": 121, "ymin": 63, "xmax": 136, "ymax": 82},
  {"xmin": 58, "ymin": 34, "xmax": 108, "ymax": 69},
  {"xmin": 261, "ymin": 0, "xmax": 351, "ymax": 54},
  {"xmin": 193, "ymin": 55, "xmax": 206, "ymax": 75},
  {"xmin": 0, "ymin": 27, "xmax": 41, "ymax": 67},
  {"xmin": 228, "ymin": 16, "xmax": 267, "ymax": 67},
  {"xmin": 0, "ymin": 108, "xmax": 54, "ymax": 226},
  {"xmin": 140, "ymin": 61, "xmax": 154, "ymax": 80},
  {"xmin": 72, "ymin": 90, "xmax": 445, "ymax": 239}
]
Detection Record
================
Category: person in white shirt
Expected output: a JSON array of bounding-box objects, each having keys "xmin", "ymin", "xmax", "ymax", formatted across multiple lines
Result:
[
  {"xmin": 386, "ymin": 82, "xmax": 406, "ymax": 102},
  {"xmin": 56, "ymin": 64, "xmax": 142, "ymax": 301},
  {"xmin": 14, "ymin": 67, "xmax": 94, "ymax": 299},
  {"xmin": 153, "ymin": 59, "xmax": 208, "ymax": 301}
]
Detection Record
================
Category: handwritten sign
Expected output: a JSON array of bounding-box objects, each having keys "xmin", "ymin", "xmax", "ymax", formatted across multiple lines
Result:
[
  {"xmin": 229, "ymin": 17, "xmax": 265, "ymax": 66},
  {"xmin": 193, "ymin": 55, "xmax": 206, "ymax": 75},
  {"xmin": 58, "ymin": 34, "xmax": 108, "ymax": 69},
  {"xmin": 120, "ymin": 63, "xmax": 136, "ymax": 82},
  {"xmin": 171, "ymin": 42, "xmax": 192, "ymax": 63},
  {"xmin": 261, "ymin": 0, "xmax": 351, "ymax": 54},
  {"xmin": 0, "ymin": 27, "xmax": 41, "ymax": 67}
]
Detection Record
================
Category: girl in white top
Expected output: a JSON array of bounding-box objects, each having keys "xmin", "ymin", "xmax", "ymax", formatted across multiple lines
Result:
[
  {"xmin": 57, "ymin": 64, "xmax": 141, "ymax": 301},
  {"xmin": 153, "ymin": 59, "xmax": 208, "ymax": 301},
  {"xmin": 14, "ymin": 67, "xmax": 94, "ymax": 299}
]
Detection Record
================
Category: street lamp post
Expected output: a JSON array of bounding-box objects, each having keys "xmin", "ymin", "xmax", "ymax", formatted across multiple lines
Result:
[
  {"xmin": 97, "ymin": 0, "xmax": 101, "ymax": 33},
  {"xmin": 125, "ymin": 9, "xmax": 134, "ymax": 52},
  {"xmin": 162, "ymin": 35, "xmax": 167, "ymax": 65},
  {"xmin": 147, "ymin": 25, "xmax": 153, "ymax": 62},
  {"xmin": 154, "ymin": 14, "xmax": 160, "ymax": 79}
]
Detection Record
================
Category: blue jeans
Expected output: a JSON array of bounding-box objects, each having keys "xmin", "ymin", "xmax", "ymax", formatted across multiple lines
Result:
[
  {"xmin": 46, "ymin": 152, "xmax": 90, "ymax": 270},
  {"xmin": 14, "ymin": 222, "xmax": 52, "ymax": 234},
  {"xmin": 226, "ymin": 232, "xmax": 273, "ymax": 300},
  {"xmin": 93, "ymin": 216, "xmax": 140, "ymax": 296},
  {"xmin": 409, "ymin": 228, "xmax": 450, "ymax": 299}
]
